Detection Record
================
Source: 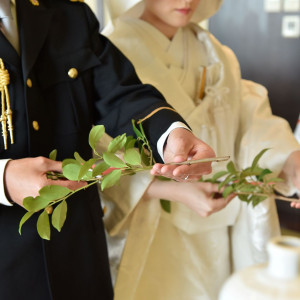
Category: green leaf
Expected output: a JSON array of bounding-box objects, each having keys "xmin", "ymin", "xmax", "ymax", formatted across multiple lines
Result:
[
  {"xmin": 19, "ymin": 211, "xmax": 35, "ymax": 235},
  {"xmin": 124, "ymin": 148, "xmax": 142, "ymax": 166},
  {"xmin": 222, "ymin": 185, "xmax": 234, "ymax": 198},
  {"xmin": 37, "ymin": 211, "xmax": 51, "ymax": 240},
  {"xmin": 132, "ymin": 119, "xmax": 143, "ymax": 138},
  {"xmin": 227, "ymin": 161, "xmax": 237, "ymax": 174},
  {"xmin": 240, "ymin": 169, "xmax": 261, "ymax": 178},
  {"xmin": 266, "ymin": 177, "xmax": 284, "ymax": 183},
  {"xmin": 23, "ymin": 196, "xmax": 52, "ymax": 212},
  {"xmin": 233, "ymin": 178, "xmax": 247, "ymax": 187},
  {"xmin": 52, "ymin": 200, "xmax": 68, "ymax": 232},
  {"xmin": 92, "ymin": 161, "xmax": 110, "ymax": 177},
  {"xmin": 257, "ymin": 168, "xmax": 272, "ymax": 180},
  {"xmin": 219, "ymin": 174, "xmax": 236, "ymax": 190},
  {"xmin": 39, "ymin": 185, "xmax": 71, "ymax": 201},
  {"xmin": 62, "ymin": 163, "xmax": 81, "ymax": 181},
  {"xmin": 82, "ymin": 170, "xmax": 94, "ymax": 181},
  {"xmin": 89, "ymin": 125, "xmax": 105, "ymax": 151},
  {"xmin": 237, "ymin": 194, "xmax": 251, "ymax": 202},
  {"xmin": 49, "ymin": 149, "xmax": 57, "ymax": 161},
  {"xmin": 250, "ymin": 195, "xmax": 267, "ymax": 207},
  {"xmin": 23, "ymin": 196, "xmax": 35, "ymax": 211},
  {"xmin": 140, "ymin": 148, "xmax": 151, "ymax": 166},
  {"xmin": 251, "ymin": 167, "xmax": 264, "ymax": 176},
  {"xmin": 238, "ymin": 184, "xmax": 258, "ymax": 193},
  {"xmin": 139, "ymin": 122, "xmax": 146, "ymax": 136},
  {"xmin": 62, "ymin": 158, "xmax": 79, "ymax": 168},
  {"xmin": 251, "ymin": 148, "xmax": 270, "ymax": 171},
  {"xmin": 74, "ymin": 152, "xmax": 85, "ymax": 164},
  {"xmin": 160, "ymin": 199, "xmax": 171, "ymax": 213},
  {"xmin": 101, "ymin": 169, "xmax": 122, "ymax": 191},
  {"xmin": 211, "ymin": 170, "xmax": 229, "ymax": 183},
  {"xmin": 240, "ymin": 166, "xmax": 263, "ymax": 178},
  {"xmin": 125, "ymin": 136, "xmax": 137, "ymax": 150},
  {"xmin": 103, "ymin": 152, "xmax": 127, "ymax": 168},
  {"xmin": 108, "ymin": 134, "xmax": 127, "ymax": 153},
  {"xmin": 78, "ymin": 158, "xmax": 97, "ymax": 180},
  {"xmin": 240, "ymin": 167, "xmax": 252, "ymax": 178}
]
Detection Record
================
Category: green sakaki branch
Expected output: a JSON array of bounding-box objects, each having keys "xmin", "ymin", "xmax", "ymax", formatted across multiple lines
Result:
[{"xmin": 18, "ymin": 122, "xmax": 296, "ymax": 240}]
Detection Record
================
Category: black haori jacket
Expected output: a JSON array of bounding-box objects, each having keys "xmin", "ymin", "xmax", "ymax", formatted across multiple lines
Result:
[{"xmin": 0, "ymin": 0, "xmax": 186, "ymax": 299}]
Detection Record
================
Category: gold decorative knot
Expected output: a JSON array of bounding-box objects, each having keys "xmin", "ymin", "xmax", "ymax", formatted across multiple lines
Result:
[
  {"xmin": 0, "ymin": 59, "xmax": 14, "ymax": 150},
  {"xmin": 0, "ymin": 69, "xmax": 10, "ymax": 88}
]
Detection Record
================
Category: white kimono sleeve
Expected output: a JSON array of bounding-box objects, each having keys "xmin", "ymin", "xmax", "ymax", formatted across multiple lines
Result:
[
  {"xmin": 237, "ymin": 79, "xmax": 300, "ymax": 174},
  {"xmin": 231, "ymin": 79, "xmax": 300, "ymax": 272}
]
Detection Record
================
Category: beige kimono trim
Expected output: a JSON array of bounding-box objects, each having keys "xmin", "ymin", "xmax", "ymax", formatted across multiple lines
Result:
[{"xmin": 137, "ymin": 107, "xmax": 178, "ymax": 124}]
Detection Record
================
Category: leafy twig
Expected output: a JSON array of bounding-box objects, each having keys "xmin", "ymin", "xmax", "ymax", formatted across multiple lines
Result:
[
  {"xmin": 201, "ymin": 148, "xmax": 292, "ymax": 207},
  {"xmin": 19, "ymin": 124, "xmax": 147, "ymax": 240},
  {"xmin": 19, "ymin": 124, "xmax": 298, "ymax": 240}
]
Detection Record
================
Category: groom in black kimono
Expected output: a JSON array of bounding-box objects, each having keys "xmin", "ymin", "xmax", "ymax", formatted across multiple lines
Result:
[{"xmin": 0, "ymin": 0, "xmax": 214, "ymax": 299}]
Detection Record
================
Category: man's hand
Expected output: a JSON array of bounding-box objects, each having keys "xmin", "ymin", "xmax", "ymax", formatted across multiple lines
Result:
[
  {"xmin": 4, "ymin": 157, "xmax": 86, "ymax": 207},
  {"xmin": 279, "ymin": 150, "xmax": 300, "ymax": 209},
  {"xmin": 151, "ymin": 128, "xmax": 215, "ymax": 181}
]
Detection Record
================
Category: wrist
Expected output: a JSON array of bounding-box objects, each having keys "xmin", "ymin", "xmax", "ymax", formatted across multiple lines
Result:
[
  {"xmin": 0, "ymin": 159, "xmax": 14, "ymax": 206},
  {"xmin": 144, "ymin": 179, "xmax": 182, "ymax": 203}
]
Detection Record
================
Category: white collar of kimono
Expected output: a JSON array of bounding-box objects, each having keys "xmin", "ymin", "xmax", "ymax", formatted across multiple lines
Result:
[{"xmin": 115, "ymin": 0, "xmax": 223, "ymax": 23}]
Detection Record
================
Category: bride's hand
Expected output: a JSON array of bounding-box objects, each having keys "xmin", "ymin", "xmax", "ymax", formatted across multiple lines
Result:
[{"xmin": 144, "ymin": 179, "xmax": 234, "ymax": 217}]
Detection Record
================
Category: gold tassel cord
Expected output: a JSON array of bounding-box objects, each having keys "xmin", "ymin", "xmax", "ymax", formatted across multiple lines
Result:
[
  {"xmin": 0, "ymin": 58, "xmax": 14, "ymax": 150},
  {"xmin": 0, "ymin": 83, "xmax": 7, "ymax": 150}
]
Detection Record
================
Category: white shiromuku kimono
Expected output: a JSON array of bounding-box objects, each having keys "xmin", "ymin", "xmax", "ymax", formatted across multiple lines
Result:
[{"xmin": 100, "ymin": 2, "xmax": 300, "ymax": 299}]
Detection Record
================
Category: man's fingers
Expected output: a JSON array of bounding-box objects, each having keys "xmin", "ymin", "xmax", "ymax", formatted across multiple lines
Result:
[
  {"xmin": 30, "ymin": 156, "xmax": 63, "ymax": 174},
  {"xmin": 151, "ymin": 163, "xmax": 212, "ymax": 177}
]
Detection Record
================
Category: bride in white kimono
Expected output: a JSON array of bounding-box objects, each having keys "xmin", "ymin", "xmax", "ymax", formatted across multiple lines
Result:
[{"xmin": 100, "ymin": 0, "xmax": 300, "ymax": 299}]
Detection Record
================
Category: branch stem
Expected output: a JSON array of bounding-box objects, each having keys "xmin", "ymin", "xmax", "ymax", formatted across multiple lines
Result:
[{"xmin": 236, "ymin": 191, "xmax": 300, "ymax": 203}]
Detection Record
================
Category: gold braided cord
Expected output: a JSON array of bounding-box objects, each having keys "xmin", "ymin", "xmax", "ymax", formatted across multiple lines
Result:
[
  {"xmin": 137, "ymin": 107, "xmax": 178, "ymax": 124},
  {"xmin": 0, "ymin": 58, "xmax": 14, "ymax": 149},
  {"xmin": 0, "ymin": 84, "xmax": 7, "ymax": 149}
]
